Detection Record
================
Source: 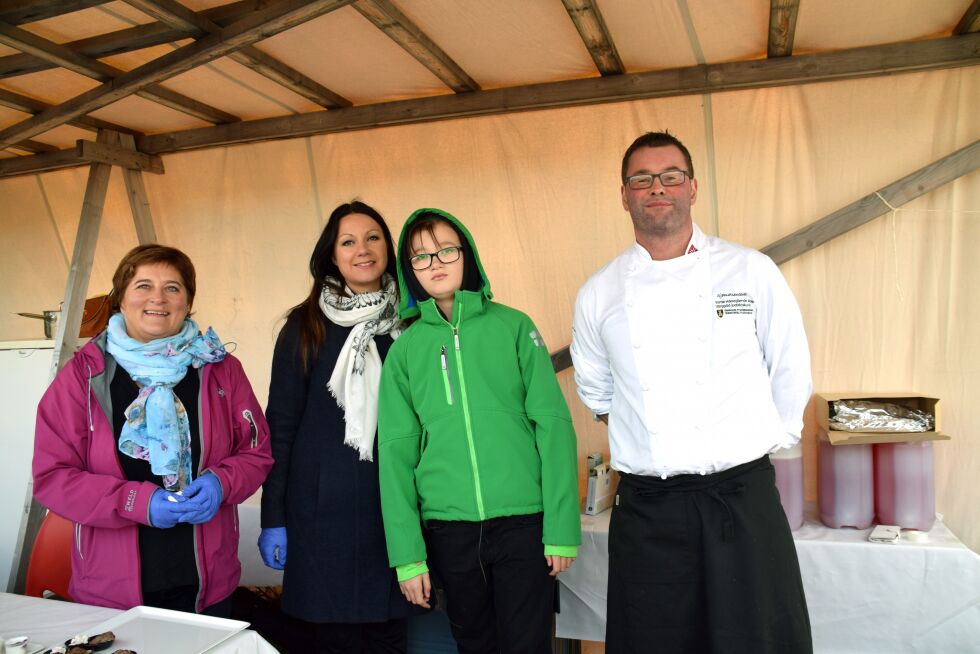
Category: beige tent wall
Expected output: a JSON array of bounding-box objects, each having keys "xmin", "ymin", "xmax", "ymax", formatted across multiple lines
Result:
[{"xmin": 1, "ymin": 67, "xmax": 978, "ymax": 551}]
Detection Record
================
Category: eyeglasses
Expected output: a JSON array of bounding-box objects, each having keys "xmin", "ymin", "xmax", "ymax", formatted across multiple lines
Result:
[
  {"xmin": 625, "ymin": 170, "xmax": 689, "ymax": 189},
  {"xmin": 409, "ymin": 245, "xmax": 464, "ymax": 270}
]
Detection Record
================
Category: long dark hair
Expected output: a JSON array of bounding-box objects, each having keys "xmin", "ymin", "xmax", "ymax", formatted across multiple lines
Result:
[{"xmin": 288, "ymin": 201, "xmax": 397, "ymax": 372}]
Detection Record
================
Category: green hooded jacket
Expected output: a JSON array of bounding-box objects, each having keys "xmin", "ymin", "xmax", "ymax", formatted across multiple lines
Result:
[{"xmin": 378, "ymin": 208, "xmax": 581, "ymax": 576}]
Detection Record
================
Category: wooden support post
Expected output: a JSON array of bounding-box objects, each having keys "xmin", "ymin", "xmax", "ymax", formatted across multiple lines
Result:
[
  {"xmin": 119, "ymin": 133, "xmax": 158, "ymax": 244},
  {"xmin": 9, "ymin": 130, "xmax": 117, "ymax": 594}
]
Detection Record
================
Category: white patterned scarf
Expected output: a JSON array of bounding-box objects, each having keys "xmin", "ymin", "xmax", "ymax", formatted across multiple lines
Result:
[{"xmin": 319, "ymin": 273, "xmax": 402, "ymax": 461}]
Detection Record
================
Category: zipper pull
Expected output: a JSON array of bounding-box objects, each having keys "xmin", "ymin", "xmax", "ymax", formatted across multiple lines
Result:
[
  {"xmin": 440, "ymin": 345, "xmax": 448, "ymax": 370},
  {"xmin": 453, "ymin": 327, "xmax": 460, "ymax": 351}
]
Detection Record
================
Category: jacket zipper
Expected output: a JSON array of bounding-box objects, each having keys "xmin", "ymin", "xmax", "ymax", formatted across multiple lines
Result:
[
  {"xmin": 242, "ymin": 409, "xmax": 258, "ymax": 447},
  {"xmin": 75, "ymin": 522, "xmax": 83, "ymax": 559},
  {"xmin": 193, "ymin": 368, "xmax": 209, "ymax": 612},
  {"xmin": 440, "ymin": 346, "xmax": 454, "ymax": 405},
  {"xmin": 450, "ymin": 309, "xmax": 486, "ymax": 520}
]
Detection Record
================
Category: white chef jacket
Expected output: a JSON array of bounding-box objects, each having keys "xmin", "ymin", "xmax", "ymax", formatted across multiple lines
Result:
[{"xmin": 571, "ymin": 223, "xmax": 811, "ymax": 478}]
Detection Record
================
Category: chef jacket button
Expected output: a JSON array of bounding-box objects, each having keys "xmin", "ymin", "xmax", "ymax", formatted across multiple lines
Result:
[
  {"xmin": 695, "ymin": 378, "xmax": 704, "ymax": 385},
  {"xmin": 641, "ymin": 384, "xmax": 649, "ymax": 391},
  {"xmin": 626, "ymin": 301, "xmax": 633, "ymax": 307},
  {"xmin": 633, "ymin": 342, "xmax": 640, "ymax": 349},
  {"xmin": 697, "ymin": 335, "xmax": 706, "ymax": 342},
  {"xmin": 661, "ymin": 473, "xmax": 668, "ymax": 480}
]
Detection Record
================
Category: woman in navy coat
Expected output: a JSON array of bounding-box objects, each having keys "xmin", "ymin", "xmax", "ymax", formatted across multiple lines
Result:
[{"xmin": 259, "ymin": 201, "xmax": 419, "ymax": 653}]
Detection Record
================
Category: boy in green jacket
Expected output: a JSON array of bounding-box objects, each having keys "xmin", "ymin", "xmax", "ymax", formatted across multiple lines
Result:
[{"xmin": 378, "ymin": 208, "xmax": 581, "ymax": 653}]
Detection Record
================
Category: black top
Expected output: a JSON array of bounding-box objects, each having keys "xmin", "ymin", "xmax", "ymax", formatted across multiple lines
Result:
[
  {"xmin": 111, "ymin": 367, "xmax": 201, "ymax": 594},
  {"xmin": 261, "ymin": 313, "xmax": 420, "ymax": 623}
]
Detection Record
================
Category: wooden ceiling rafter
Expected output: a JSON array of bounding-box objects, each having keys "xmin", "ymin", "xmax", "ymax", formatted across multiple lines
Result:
[
  {"xmin": 768, "ymin": 0, "xmax": 800, "ymax": 57},
  {"xmin": 561, "ymin": 0, "xmax": 624, "ymax": 75},
  {"xmin": 127, "ymin": 34, "xmax": 980, "ymax": 156},
  {"xmin": 0, "ymin": 1, "xmax": 262, "ymax": 80},
  {"xmin": 955, "ymin": 0, "xmax": 980, "ymax": 34},
  {"xmin": 0, "ymin": 0, "xmax": 110, "ymax": 26},
  {"xmin": 0, "ymin": 87, "xmax": 138, "ymax": 135},
  {"xmin": 352, "ymin": 0, "xmax": 479, "ymax": 93},
  {"xmin": 121, "ymin": 0, "xmax": 351, "ymax": 108},
  {"xmin": 0, "ymin": 0, "xmax": 354, "ymax": 150},
  {"xmin": 0, "ymin": 19, "xmax": 239, "ymax": 124},
  {"xmin": 4, "ymin": 138, "xmax": 59, "ymax": 154}
]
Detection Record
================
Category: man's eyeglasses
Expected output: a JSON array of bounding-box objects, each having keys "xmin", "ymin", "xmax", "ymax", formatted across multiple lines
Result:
[
  {"xmin": 625, "ymin": 170, "xmax": 689, "ymax": 190},
  {"xmin": 409, "ymin": 246, "xmax": 464, "ymax": 270}
]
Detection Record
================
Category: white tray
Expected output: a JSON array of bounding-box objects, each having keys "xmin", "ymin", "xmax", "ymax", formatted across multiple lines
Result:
[{"xmin": 53, "ymin": 606, "xmax": 249, "ymax": 654}]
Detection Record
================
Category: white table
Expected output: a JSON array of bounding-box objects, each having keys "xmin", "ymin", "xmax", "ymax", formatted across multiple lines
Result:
[
  {"xmin": 0, "ymin": 593, "xmax": 278, "ymax": 654},
  {"xmin": 556, "ymin": 507, "xmax": 980, "ymax": 652}
]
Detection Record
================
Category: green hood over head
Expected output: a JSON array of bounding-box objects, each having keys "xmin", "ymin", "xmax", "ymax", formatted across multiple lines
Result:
[{"xmin": 395, "ymin": 208, "xmax": 492, "ymax": 320}]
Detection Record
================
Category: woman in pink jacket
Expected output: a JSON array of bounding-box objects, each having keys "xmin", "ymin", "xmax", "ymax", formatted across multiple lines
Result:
[{"xmin": 32, "ymin": 244, "xmax": 273, "ymax": 615}]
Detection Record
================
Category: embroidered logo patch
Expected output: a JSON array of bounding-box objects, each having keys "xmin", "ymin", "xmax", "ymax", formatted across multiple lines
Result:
[
  {"xmin": 529, "ymin": 330, "xmax": 545, "ymax": 348},
  {"xmin": 714, "ymin": 292, "xmax": 754, "ymax": 317},
  {"xmin": 124, "ymin": 489, "xmax": 137, "ymax": 513}
]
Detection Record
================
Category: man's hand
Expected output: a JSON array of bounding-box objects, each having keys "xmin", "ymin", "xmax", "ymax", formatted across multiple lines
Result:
[
  {"xmin": 546, "ymin": 554, "xmax": 575, "ymax": 576},
  {"xmin": 399, "ymin": 569, "xmax": 431, "ymax": 608}
]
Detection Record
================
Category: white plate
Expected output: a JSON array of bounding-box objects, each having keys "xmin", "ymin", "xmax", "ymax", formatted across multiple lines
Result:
[{"xmin": 53, "ymin": 606, "xmax": 249, "ymax": 654}]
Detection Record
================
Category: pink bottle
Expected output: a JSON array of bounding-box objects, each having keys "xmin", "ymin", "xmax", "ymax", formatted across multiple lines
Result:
[
  {"xmin": 818, "ymin": 430, "xmax": 874, "ymax": 529},
  {"xmin": 874, "ymin": 441, "xmax": 935, "ymax": 531},
  {"xmin": 771, "ymin": 443, "xmax": 804, "ymax": 530}
]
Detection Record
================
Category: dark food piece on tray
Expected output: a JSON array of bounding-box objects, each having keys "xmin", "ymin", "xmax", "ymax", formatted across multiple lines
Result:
[
  {"xmin": 112, "ymin": 650, "xmax": 138, "ymax": 654},
  {"xmin": 64, "ymin": 630, "xmax": 116, "ymax": 651}
]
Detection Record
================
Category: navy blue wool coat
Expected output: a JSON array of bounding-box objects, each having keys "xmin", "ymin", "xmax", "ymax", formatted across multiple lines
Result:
[{"xmin": 261, "ymin": 313, "xmax": 419, "ymax": 623}]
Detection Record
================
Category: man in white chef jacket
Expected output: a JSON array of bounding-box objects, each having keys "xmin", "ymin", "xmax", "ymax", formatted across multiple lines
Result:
[{"xmin": 571, "ymin": 131, "xmax": 813, "ymax": 653}]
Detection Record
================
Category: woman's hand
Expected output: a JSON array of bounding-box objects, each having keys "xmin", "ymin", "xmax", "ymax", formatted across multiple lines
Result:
[
  {"xmin": 546, "ymin": 554, "xmax": 575, "ymax": 576},
  {"xmin": 258, "ymin": 527, "xmax": 287, "ymax": 570},
  {"xmin": 176, "ymin": 472, "xmax": 223, "ymax": 524},
  {"xmin": 148, "ymin": 489, "xmax": 185, "ymax": 528},
  {"xmin": 399, "ymin": 570, "xmax": 431, "ymax": 608}
]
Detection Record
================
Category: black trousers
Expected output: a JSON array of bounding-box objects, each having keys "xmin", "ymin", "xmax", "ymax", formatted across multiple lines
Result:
[
  {"xmin": 425, "ymin": 513, "xmax": 555, "ymax": 654},
  {"xmin": 312, "ymin": 618, "xmax": 407, "ymax": 654},
  {"xmin": 606, "ymin": 456, "xmax": 812, "ymax": 654}
]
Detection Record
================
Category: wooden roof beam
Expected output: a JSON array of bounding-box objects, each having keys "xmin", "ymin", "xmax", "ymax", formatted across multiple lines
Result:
[
  {"xmin": 955, "ymin": 0, "xmax": 980, "ymax": 34},
  {"xmin": 4, "ymin": 139, "xmax": 59, "ymax": 154},
  {"xmin": 121, "ymin": 0, "xmax": 351, "ymax": 108},
  {"xmin": 135, "ymin": 34, "xmax": 980, "ymax": 155},
  {"xmin": 561, "ymin": 0, "xmax": 624, "ymax": 75},
  {"xmin": 353, "ymin": 0, "xmax": 479, "ymax": 93},
  {"xmin": 0, "ymin": 0, "xmax": 353, "ymax": 149},
  {"xmin": 0, "ymin": 87, "xmax": 140, "ymax": 135},
  {"xmin": 0, "ymin": 0, "xmax": 109, "ymax": 26},
  {"xmin": 0, "ymin": 1, "xmax": 261, "ymax": 80},
  {"xmin": 0, "ymin": 136, "xmax": 164, "ymax": 177},
  {"xmin": 0, "ymin": 20, "xmax": 239, "ymax": 124},
  {"xmin": 768, "ymin": 0, "xmax": 800, "ymax": 57}
]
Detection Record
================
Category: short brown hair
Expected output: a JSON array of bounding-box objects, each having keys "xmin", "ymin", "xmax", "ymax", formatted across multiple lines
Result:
[
  {"xmin": 621, "ymin": 131, "xmax": 695, "ymax": 182},
  {"xmin": 111, "ymin": 244, "xmax": 196, "ymax": 313}
]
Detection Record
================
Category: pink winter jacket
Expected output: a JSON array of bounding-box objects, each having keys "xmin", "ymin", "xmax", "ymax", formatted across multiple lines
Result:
[{"xmin": 32, "ymin": 335, "xmax": 273, "ymax": 611}]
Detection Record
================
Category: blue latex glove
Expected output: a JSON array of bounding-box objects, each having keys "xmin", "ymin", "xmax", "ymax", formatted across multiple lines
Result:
[
  {"xmin": 258, "ymin": 527, "xmax": 287, "ymax": 570},
  {"xmin": 176, "ymin": 472, "xmax": 223, "ymax": 524},
  {"xmin": 148, "ymin": 488, "xmax": 185, "ymax": 528}
]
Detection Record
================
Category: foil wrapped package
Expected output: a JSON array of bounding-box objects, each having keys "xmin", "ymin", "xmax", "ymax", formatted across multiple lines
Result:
[{"xmin": 829, "ymin": 399, "xmax": 935, "ymax": 432}]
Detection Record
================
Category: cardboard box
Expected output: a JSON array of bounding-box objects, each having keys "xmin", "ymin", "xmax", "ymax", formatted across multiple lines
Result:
[{"xmin": 815, "ymin": 392, "xmax": 950, "ymax": 445}]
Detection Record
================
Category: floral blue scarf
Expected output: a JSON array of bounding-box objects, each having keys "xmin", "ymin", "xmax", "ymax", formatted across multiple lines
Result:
[{"xmin": 106, "ymin": 313, "xmax": 226, "ymax": 491}]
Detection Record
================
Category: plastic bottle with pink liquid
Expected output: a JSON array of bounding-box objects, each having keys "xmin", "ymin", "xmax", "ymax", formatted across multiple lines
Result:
[
  {"xmin": 873, "ymin": 441, "xmax": 935, "ymax": 531},
  {"xmin": 818, "ymin": 429, "xmax": 874, "ymax": 529},
  {"xmin": 771, "ymin": 443, "xmax": 804, "ymax": 530}
]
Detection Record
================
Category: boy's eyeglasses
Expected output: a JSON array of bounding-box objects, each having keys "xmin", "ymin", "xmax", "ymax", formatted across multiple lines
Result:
[
  {"xmin": 625, "ymin": 170, "xmax": 689, "ymax": 189},
  {"xmin": 410, "ymin": 245, "xmax": 465, "ymax": 270}
]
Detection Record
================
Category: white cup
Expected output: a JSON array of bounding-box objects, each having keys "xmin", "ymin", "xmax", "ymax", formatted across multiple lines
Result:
[{"xmin": 3, "ymin": 636, "xmax": 29, "ymax": 654}]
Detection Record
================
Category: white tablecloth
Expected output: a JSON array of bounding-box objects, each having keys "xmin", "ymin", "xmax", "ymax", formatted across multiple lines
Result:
[
  {"xmin": 0, "ymin": 593, "xmax": 279, "ymax": 654},
  {"xmin": 556, "ymin": 507, "xmax": 980, "ymax": 652}
]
